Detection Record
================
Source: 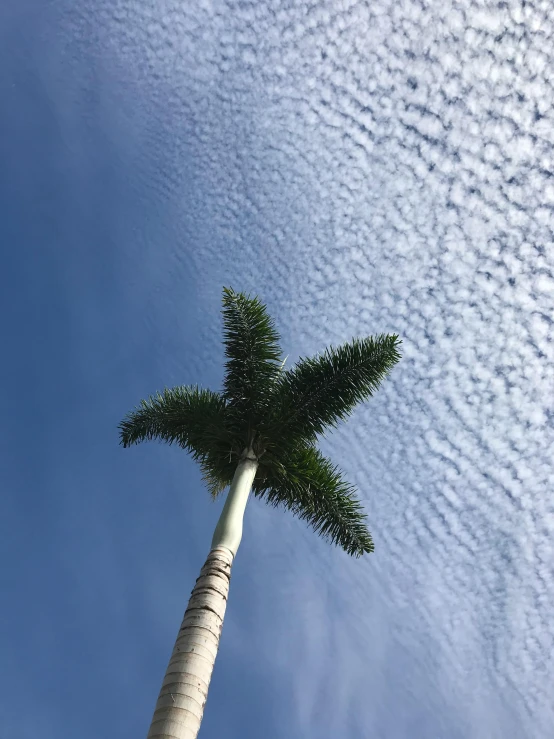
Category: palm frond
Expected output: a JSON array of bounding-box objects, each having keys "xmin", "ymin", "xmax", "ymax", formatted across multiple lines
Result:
[
  {"xmin": 253, "ymin": 444, "xmax": 374, "ymax": 557},
  {"xmin": 259, "ymin": 334, "xmax": 402, "ymax": 456},
  {"xmin": 118, "ymin": 384, "xmax": 235, "ymax": 463},
  {"xmin": 221, "ymin": 287, "xmax": 284, "ymax": 438}
]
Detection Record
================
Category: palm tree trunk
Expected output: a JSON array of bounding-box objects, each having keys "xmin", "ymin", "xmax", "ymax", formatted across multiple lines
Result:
[{"xmin": 146, "ymin": 449, "xmax": 258, "ymax": 739}]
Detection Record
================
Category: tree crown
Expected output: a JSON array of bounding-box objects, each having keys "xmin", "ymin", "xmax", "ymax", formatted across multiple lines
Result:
[{"xmin": 118, "ymin": 287, "xmax": 402, "ymax": 556}]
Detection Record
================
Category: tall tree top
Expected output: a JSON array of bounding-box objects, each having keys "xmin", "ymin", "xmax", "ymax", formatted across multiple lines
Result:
[{"xmin": 119, "ymin": 286, "xmax": 402, "ymax": 556}]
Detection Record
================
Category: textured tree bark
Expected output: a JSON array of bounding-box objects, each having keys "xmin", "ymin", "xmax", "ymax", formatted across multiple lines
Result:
[{"xmin": 146, "ymin": 450, "xmax": 258, "ymax": 739}]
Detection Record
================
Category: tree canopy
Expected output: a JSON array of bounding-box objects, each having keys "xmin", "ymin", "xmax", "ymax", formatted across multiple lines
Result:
[{"xmin": 119, "ymin": 286, "xmax": 402, "ymax": 556}]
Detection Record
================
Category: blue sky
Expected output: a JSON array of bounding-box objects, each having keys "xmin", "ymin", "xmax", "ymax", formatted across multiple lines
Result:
[{"xmin": 1, "ymin": 0, "xmax": 553, "ymax": 737}]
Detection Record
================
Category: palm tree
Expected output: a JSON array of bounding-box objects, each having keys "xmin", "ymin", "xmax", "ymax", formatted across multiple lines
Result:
[{"xmin": 119, "ymin": 286, "xmax": 402, "ymax": 739}]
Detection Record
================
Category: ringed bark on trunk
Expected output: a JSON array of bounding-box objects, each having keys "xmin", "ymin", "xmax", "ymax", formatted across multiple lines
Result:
[
  {"xmin": 146, "ymin": 546, "xmax": 233, "ymax": 739},
  {"xmin": 146, "ymin": 450, "xmax": 258, "ymax": 739}
]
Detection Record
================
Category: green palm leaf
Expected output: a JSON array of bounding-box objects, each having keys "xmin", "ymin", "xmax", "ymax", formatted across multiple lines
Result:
[
  {"xmin": 258, "ymin": 334, "xmax": 401, "ymax": 458},
  {"xmin": 221, "ymin": 286, "xmax": 284, "ymax": 442},
  {"xmin": 118, "ymin": 385, "xmax": 238, "ymax": 477},
  {"xmin": 253, "ymin": 444, "xmax": 373, "ymax": 557}
]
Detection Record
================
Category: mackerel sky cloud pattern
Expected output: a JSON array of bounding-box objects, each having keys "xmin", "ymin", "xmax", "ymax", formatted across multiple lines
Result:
[
  {"xmin": 96, "ymin": 1, "xmax": 554, "ymax": 735},
  {"xmin": 2, "ymin": 0, "xmax": 553, "ymax": 737}
]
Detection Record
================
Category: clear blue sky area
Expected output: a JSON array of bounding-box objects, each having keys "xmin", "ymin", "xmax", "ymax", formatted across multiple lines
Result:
[{"xmin": 1, "ymin": 1, "xmax": 553, "ymax": 738}]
